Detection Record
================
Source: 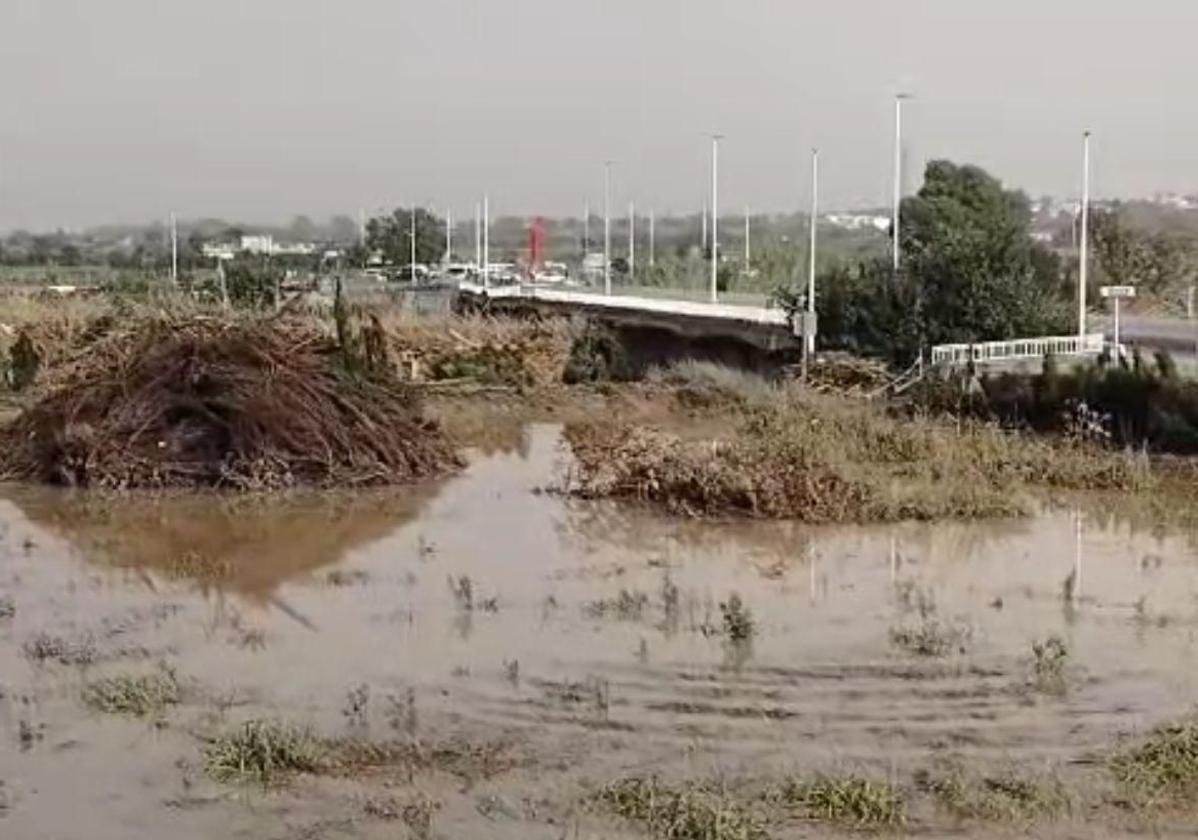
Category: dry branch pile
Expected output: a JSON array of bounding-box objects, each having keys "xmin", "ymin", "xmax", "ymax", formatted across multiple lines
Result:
[{"xmin": 0, "ymin": 317, "xmax": 458, "ymax": 490}]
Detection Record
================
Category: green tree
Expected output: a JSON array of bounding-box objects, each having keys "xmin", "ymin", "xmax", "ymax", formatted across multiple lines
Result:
[
  {"xmin": 900, "ymin": 160, "xmax": 1071, "ymax": 348},
  {"xmin": 803, "ymin": 160, "xmax": 1073, "ymax": 364},
  {"xmin": 1090, "ymin": 209, "xmax": 1195, "ymax": 295},
  {"xmin": 365, "ymin": 207, "xmax": 446, "ymax": 266}
]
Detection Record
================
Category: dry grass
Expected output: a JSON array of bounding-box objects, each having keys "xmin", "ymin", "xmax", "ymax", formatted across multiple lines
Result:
[
  {"xmin": 564, "ymin": 393, "xmax": 1152, "ymax": 523},
  {"xmin": 1110, "ymin": 716, "xmax": 1198, "ymax": 811},
  {"xmin": 203, "ymin": 719, "xmax": 325, "ymax": 784},
  {"xmin": 920, "ymin": 761, "xmax": 1070, "ymax": 823},
  {"xmin": 598, "ymin": 777, "xmax": 769, "ymax": 840},
  {"xmin": 373, "ymin": 310, "xmax": 572, "ymax": 387},
  {"xmin": 772, "ymin": 774, "xmax": 907, "ymax": 831},
  {"xmin": 83, "ymin": 669, "xmax": 179, "ymax": 716}
]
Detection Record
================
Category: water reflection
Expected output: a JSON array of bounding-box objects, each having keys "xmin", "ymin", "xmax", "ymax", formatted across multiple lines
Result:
[{"xmin": 0, "ymin": 484, "xmax": 443, "ymax": 602}]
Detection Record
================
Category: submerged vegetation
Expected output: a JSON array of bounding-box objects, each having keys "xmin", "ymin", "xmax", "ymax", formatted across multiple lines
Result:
[{"xmin": 1110, "ymin": 716, "xmax": 1198, "ymax": 810}]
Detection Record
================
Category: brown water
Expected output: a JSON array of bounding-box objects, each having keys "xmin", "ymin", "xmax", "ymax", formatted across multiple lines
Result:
[{"xmin": 2, "ymin": 424, "xmax": 1197, "ymax": 838}]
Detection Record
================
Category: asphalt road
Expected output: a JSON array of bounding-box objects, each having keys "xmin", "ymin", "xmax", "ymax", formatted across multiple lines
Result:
[{"xmin": 1105, "ymin": 314, "xmax": 1198, "ymax": 358}]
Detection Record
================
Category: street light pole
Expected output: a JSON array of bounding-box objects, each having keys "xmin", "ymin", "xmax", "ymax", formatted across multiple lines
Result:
[
  {"xmin": 744, "ymin": 206, "xmax": 751, "ymax": 266},
  {"xmin": 409, "ymin": 208, "xmax": 417, "ymax": 280},
  {"xmin": 649, "ymin": 209, "xmax": 655, "ymax": 267},
  {"xmin": 1079, "ymin": 131, "xmax": 1091, "ymax": 340},
  {"xmin": 474, "ymin": 203, "xmax": 481, "ymax": 273},
  {"xmin": 628, "ymin": 201, "xmax": 635, "ymax": 284},
  {"xmin": 604, "ymin": 161, "xmax": 614, "ymax": 295},
  {"xmin": 893, "ymin": 94, "xmax": 910, "ymax": 275},
  {"xmin": 808, "ymin": 148, "xmax": 819, "ymax": 356},
  {"xmin": 169, "ymin": 212, "xmax": 178, "ymax": 285},
  {"xmin": 482, "ymin": 195, "xmax": 490, "ymax": 289},
  {"xmin": 710, "ymin": 134, "xmax": 722, "ymax": 303}
]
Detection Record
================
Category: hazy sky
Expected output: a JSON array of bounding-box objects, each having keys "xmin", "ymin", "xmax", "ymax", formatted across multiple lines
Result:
[{"xmin": 2, "ymin": 0, "xmax": 1196, "ymax": 231}]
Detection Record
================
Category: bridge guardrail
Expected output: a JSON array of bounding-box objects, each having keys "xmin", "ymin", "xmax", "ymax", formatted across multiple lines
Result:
[{"xmin": 930, "ymin": 334, "xmax": 1104, "ymax": 367}]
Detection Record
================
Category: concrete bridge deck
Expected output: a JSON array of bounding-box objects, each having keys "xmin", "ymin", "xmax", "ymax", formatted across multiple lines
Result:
[{"xmin": 457, "ymin": 281, "xmax": 797, "ymax": 352}]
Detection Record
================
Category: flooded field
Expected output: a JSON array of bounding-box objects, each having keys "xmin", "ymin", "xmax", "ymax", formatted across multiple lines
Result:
[{"xmin": 3, "ymin": 424, "xmax": 1198, "ymax": 838}]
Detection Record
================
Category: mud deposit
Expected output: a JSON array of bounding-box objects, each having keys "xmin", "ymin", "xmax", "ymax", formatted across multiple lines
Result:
[{"xmin": 2, "ymin": 424, "xmax": 1198, "ymax": 838}]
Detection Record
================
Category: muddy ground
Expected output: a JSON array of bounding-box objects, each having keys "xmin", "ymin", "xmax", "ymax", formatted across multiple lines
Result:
[{"xmin": 2, "ymin": 397, "xmax": 1198, "ymax": 838}]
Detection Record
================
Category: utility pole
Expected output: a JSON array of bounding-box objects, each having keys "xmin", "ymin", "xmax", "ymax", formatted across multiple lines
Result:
[
  {"xmin": 604, "ymin": 161, "xmax": 614, "ymax": 295},
  {"xmin": 445, "ymin": 210, "xmax": 453, "ymax": 263},
  {"xmin": 649, "ymin": 209, "xmax": 655, "ymax": 267},
  {"xmin": 482, "ymin": 196, "xmax": 490, "ymax": 288},
  {"xmin": 744, "ymin": 206, "xmax": 751, "ymax": 266},
  {"xmin": 409, "ymin": 208, "xmax": 417, "ymax": 281},
  {"xmin": 474, "ymin": 203, "xmax": 481, "ymax": 274},
  {"xmin": 702, "ymin": 200, "xmax": 708, "ymax": 253},
  {"xmin": 893, "ymin": 94, "xmax": 910, "ymax": 275},
  {"xmin": 710, "ymin": 134, "xmax": 722, "ymax": 303},
  {"xmin": 808, "ymin": 148, "xmax": 819, "ymax": 357},
  {"xmin": 169, "ymin": 212, "xmax": 178, "ymax": 285},
  {"xmin": 1079, "ymin": 131, "xmax": 1091, "ymax": 340},
  {"xmin": 628, "ymin": 201, "xmax": 635, "ymax": 284},
  {"xmin": 583, "ymin": 199, "xmax": 590, "ymax": 255}
]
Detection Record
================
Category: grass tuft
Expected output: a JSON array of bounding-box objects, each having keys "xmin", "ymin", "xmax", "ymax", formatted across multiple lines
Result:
[
  {"xmin": 889, "ymin": 618, "xmax": 971, "ymax": 658},
  {"xmin": 598, "ymin": 777, "xmax": 768, "ymax": 840},
  {"xmin": 920, "ymin": 762, "xmax": 1070, "ymax": 823},
  {"xmin": 1110, "ymin": 716, "xmax": 1198, "ymax": 810},
  {"xmin": 203, "ymin": 719, "xmax": 325, "ymax": 784},
  {"xmin": 773, "ymin": 774, "xmax": 906, "ymax": 831},
  {"xmin": 1030, "ymin": 636, "xmax": 1069, "ymax": 695},
  {"xmin": 83, "ymin": 669, "xmax": 179, "ymax": 716}
]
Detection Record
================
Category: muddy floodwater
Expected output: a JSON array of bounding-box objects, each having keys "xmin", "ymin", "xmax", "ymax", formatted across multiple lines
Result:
[{"xmin": 3, "ymin": 424, "xmax": 1198, "ymax": 838}]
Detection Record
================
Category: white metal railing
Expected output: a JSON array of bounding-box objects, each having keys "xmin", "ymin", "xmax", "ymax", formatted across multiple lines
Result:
[{"xmin": 930, "ymin": 333, "xmax": 1105, "ymax": 367}]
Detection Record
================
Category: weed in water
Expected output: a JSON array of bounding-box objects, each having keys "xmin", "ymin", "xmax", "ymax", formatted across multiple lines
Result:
[
  {"xmin": 889, "ymin": 618, "xmax": 971, "ymax": 658},
  {"xmin": 326, "ymin": 569, "xmax": 370, "ymax": 587},
  {"xmin": 203, "ymin": 719, "xmax": 325, "ymax": 784},
  {"xmin": 385, "ymin": 689, "xmax": 417, "ymax": 735},
  {"xmin": 503, "ymin": 659, "xmax": 520, "ymax": 687},
  {"xmin": 720, "ymin": 594, "xmax": 755, "ymax": 644},
  {"xmin": 661, "ymin": 574, "xmax": 680, "ymax": 630},
  {"xmin": 83, "ymin": 669, "xmax": 179, "ymax": 717},
  {"xmin": 774, "ymin": 774, "xmax": 907, "ymax": 830},
  {"xmin": 1110, "ymin": 716, "xmax": 1198, "ymax": 810},
  {"xmin": 22, "ymin": 632, "xmax": 97, "ymax": 666},
  {"xmin": 449, "ymin": 575, "xmax": 474, "ymax": 611},
  {"xmin": 919, "ymin": 761, "xmax": 1070, "ymax": 823},
  {"xmin": 583, "ymin": 589, "xmax": 649, "ymax": 621},
  {"xmin": 364, "ymin": 792, "xmax": 441, "ymax": 836},
  {"xmin": 342, "ymin": 683, "xmax": 370, "ymax": 729},
  {"xmin": 598, "ymin": 776, "xmax": 768, "ymax": 840},
  {"xmin": 1030, "ymin": 636, "xmax": 1069, "ymax": 695}
]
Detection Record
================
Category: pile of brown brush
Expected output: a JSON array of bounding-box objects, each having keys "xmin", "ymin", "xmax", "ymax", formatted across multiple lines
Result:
[{"xmin": 0, "ymin": 316, "xmax": 459, "ymax": 490}]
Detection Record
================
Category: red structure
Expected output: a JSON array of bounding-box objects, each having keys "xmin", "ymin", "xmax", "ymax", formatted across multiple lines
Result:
[{"xmin": 527, "ymin": 217, "xmax": 547, "ymax": 277}]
